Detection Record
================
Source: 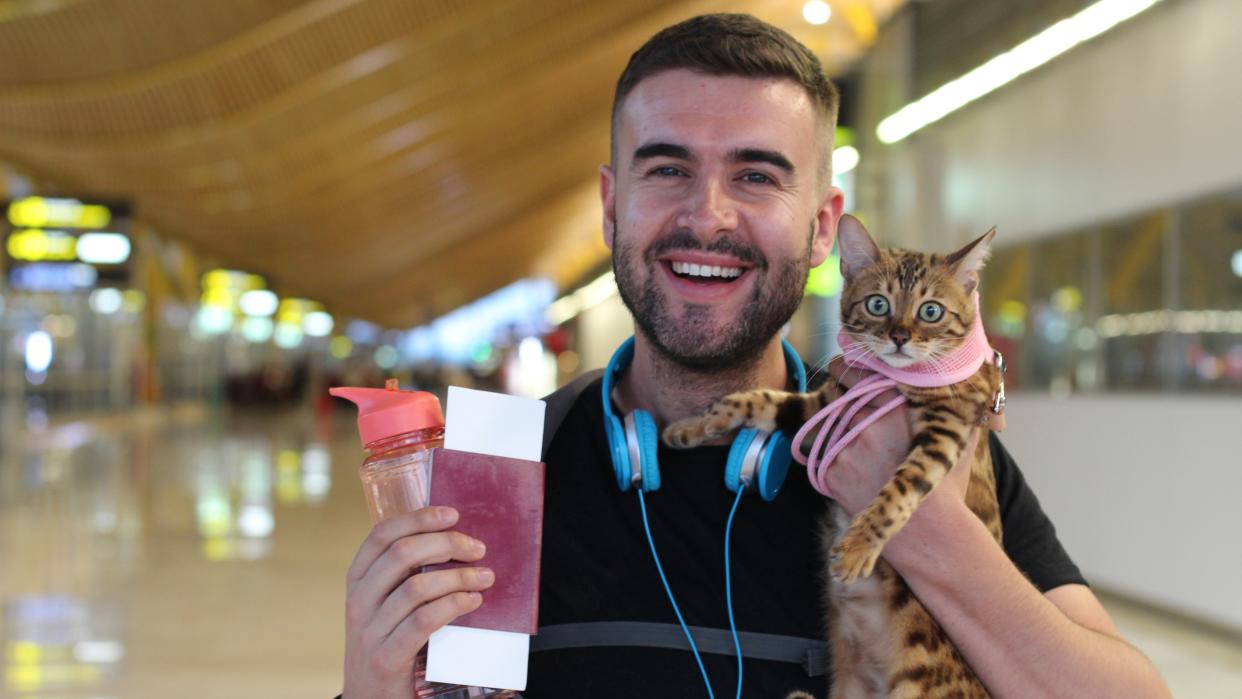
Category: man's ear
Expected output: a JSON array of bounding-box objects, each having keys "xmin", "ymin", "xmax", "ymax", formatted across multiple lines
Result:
[
  {"xmin": 836, "ymin": 214, "xmax": 880, "ymax": 281},
  {"xmin": 944, "ymin": 227, "xmax": 996, "ymax": 295},
  {"xmin": 600, "ymin": 164, "xmax": 617, "ymax": 250},
  {"xmin": 810, "ymin": 186, "xmax": 845, "ymax": 267}
]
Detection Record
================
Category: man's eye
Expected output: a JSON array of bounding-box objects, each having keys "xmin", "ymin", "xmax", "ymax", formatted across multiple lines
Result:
[
  {"xmin": 650, "ymin": 166, "xmax": 683, "ymax": 177},
  {"xmin": 741, "ymin": 172, "xmax": 774, "ymax": 185}
]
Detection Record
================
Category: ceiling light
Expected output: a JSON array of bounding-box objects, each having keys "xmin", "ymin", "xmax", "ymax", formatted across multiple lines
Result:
[
  {"xmin": 196, "ymin": 306, "xmax": 234, "ymax": 335},
  {"xmin": 239, "ymin": 289, "xmax": 279, "ymax": 317},
  {"xmin": 89, "ymin": 288, "xmax": 124, "ymax": 315},
  {"xmin": 329, "ymin": 336, "xmax": 353, "ymax": 359},
  {"xmin": 76, "ymin": 232, "xmax": 131, "ymax": 264},
  {"xmin": 374, "ymin": 345, "xmax": 399, "ymax": 369},
  {"xmin": 25, "ymin": 331, "xmax": 53, "ymax": 373},
  {"xmin": 241, "ymin": 316, "xmax": 274, "ymax": 343},
  {"xmin": 803, "ymin": 0, "xmax": 832, "ymax": 25},
  {"xmin": 274, "ymin": 323, "xmax": 304, "ymax": 349},
  {"xmin": 832, "ymin": 145, "xmax": 859, "ymax": 175},
  {"xmin": 546, "ymin": 272, "xmax": 618, "ymax": 326},
  {"xmin": 303, "ymin": 311, "xmax": 334, "ymax": 337},
  {"xmin": 877, "ymin": 0, "xmax": 1163, "ymax": 144},
  {"xmin": 1231, "ymin": 249, "xmax": 1242, "ymax": 278}
]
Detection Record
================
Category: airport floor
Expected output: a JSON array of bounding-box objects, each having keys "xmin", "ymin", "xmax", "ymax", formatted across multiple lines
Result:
[{"xmin": 2, "ymin": 403, "xmax": 1240, "ymax": 698}]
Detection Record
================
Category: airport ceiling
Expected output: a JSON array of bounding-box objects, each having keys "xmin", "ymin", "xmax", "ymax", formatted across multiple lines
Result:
[{"xmin": 0, "ymin": 0, "xmax": 902, "ymax": 328}]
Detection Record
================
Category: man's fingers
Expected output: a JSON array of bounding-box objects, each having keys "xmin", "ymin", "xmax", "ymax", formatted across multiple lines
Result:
[
  {"xmin": 347, "ymin": 507, "xmax": 459, "ymax": 585},
  {"xmin": 373, "ymin": 567, "xmax": 495, "ymax": 639},
  {"xmin": 384, "ymin": 591, "xmax": 486, "ymax": 657},
  {"xmin": 348, "ymin": 529, "xmax": 487, "ymax": 626}
]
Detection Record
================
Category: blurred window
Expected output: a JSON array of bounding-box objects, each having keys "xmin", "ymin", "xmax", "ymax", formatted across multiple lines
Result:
[
  {"xmin": 1099, "ymin": 212, "xmax": 1167, "ymax": 391},
  {"xmin": 981, "ymin": 189, "xmax": 1242, "ymax": 395},
  {"xmin": 1176, "ymin": 191, "xmax": 1242, "ymax": 391}
]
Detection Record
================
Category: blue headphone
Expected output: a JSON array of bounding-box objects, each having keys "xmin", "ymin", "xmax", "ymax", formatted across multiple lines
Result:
[
  {"xmin": 600, "ymin": 336, "xmax": 809, "ymax": 698},
  {"xmin": 601, "ymin": 335, "xmax": 808, "ymax": 500}
]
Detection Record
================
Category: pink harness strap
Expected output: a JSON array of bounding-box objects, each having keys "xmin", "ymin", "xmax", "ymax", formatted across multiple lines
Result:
[{"xmin": 793, "ymin": 293, "xmax": 997, "ymax": 498}]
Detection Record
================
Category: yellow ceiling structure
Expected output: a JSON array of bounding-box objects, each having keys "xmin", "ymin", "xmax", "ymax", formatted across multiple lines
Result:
[{"xmin": 0, "ymin": 0, "xmax": 900, "ymax": 328}]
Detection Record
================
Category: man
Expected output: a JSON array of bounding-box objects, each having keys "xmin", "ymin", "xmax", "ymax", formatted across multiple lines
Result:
[{"xmin": 340, "ymin": 14, "xmax": 1171, "ymax": 698}]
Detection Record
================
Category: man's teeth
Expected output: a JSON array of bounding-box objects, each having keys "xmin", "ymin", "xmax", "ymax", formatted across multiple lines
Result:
[{"xmin": 670, "ymin": 261, "xmax": 744, "ymax": 279}]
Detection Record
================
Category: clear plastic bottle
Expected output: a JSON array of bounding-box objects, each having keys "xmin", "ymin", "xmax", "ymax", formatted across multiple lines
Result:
[
  {"xmin": 332, "ymin": 380, "xmax": 516, "ymax": 699},
  {"xmin": 358, "ymin": 425, "xmax": 444, "ymax": 525}
]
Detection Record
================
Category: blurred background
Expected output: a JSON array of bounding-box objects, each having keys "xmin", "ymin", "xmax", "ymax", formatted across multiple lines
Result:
[{"xmin": 1, "ymin": 0, "xmax": 1239, "ymax": 697}]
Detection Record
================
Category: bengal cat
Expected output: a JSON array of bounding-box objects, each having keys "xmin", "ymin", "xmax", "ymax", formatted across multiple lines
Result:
[{"xmin": 664, "ymin": 214, "xmax": 1004, "ymax": 699}]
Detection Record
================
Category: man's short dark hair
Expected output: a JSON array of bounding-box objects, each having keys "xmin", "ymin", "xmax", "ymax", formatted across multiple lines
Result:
[{"xmin": 612, "ymin": 13, "xmax": 840, "ymax": 157}]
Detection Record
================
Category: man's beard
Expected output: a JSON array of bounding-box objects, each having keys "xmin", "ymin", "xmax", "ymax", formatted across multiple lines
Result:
[{"xmin": 611, "ymin": 220, "xmax": 811, "ymax": 372}]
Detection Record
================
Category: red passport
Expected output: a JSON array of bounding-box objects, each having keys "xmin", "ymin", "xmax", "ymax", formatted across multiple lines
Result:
[{"xmin": 426, "ymin": 448, "xmax": 545, "ymax": 635}]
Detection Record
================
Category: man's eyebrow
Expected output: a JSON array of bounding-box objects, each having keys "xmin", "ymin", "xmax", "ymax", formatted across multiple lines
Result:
[
  {"xmin": 729, "ymin": 148, "xmax": 795, "ymax": 174},
  {"xmin": 632, "ymin": 142, "xmax": 692, "ymax": 163}
]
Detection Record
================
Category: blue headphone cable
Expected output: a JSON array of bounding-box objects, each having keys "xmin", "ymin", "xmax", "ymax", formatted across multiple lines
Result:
[
  {"xmin": 637, "ymin": 489, "xmax": 717, "ymax": 698},
  {"xmin": 637, "ymin": 487, "xmax": 749, "ymax": 699},
  {"xmin": 724, "ymin": 485, "xmax": 746, "ymax": 699}
]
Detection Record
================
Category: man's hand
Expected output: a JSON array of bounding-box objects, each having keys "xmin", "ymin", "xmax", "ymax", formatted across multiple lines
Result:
[
  {"xmin": 821, "ymin": 357, "xmax": 977, "ymax": 519},
  {"xmin": 342, "ymin": 507, "xmax": 495, "ymax": 699}
]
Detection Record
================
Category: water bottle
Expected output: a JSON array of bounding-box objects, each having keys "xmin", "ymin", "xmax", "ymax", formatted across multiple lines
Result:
[{"xmin": 331, "ymin": 379, "xmax": 517, "ymax": 698}]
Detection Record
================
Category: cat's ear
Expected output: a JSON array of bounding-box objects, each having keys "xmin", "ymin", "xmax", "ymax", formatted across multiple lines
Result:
[
  {"xmin": 945, "ymin": 227, "xmax": 996, "ymax": 295},
  {"xmin": 836, "ymin": 214, "xmax": 880, "ymax": 281}
]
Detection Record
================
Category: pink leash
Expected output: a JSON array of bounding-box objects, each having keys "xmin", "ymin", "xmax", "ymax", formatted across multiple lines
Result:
[{"xmin": 792, "ymin": 293, "xmax": 1001, "ymax": 498}]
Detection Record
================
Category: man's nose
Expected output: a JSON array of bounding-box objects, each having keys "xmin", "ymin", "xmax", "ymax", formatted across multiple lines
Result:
[
  {"xmin": 890, "ymin": 327, "xmax": 911, "ymax": 347},
  {"xmin": 679, "ymin": 178, "xmax": 738, "ymax": 236}
]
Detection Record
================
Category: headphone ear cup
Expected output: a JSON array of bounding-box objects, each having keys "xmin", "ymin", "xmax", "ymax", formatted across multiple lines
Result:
[
  {"xmin": 725, "ymin": 428, "xmax": 761, "ymax": 494},
  {"xmin": 757, "ymin": 431, "xmax": 793, "ymax": 501},
  {"xmin": 630, "ymin": 410, "xmax": 662, "ymax": 492},
  {"xmin": 604, "ymin": 413, "xmax": 633, "ymax": 491}
]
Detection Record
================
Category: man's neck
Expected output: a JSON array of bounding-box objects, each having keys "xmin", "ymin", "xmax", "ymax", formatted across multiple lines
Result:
[{"xmin": 612, "ymin": 333, "xmax": 792, "ymax": 428}]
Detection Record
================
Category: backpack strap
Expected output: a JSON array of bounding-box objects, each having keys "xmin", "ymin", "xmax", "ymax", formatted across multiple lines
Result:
[
  {"xmin": 541, "ymin": 369, "xmax": 604, "ymax": 459},
  {"xmin": 530, "ymin": 621, "xmax": 828, "ymax": 677}
]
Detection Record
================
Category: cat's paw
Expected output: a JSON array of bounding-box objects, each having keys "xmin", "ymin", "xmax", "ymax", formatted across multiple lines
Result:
[
  {"xmin": 830, "ymin": 528, "xmax": 882, "ymax": 584},
  {"xmin": 663, "ymin": 416, "xmax": 713, "ymax": 449},
  {"xmin": 662, "ymin": 397, "xmax": 750, "ymax": 448}
]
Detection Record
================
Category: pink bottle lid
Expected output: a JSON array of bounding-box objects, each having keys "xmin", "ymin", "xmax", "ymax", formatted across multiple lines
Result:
[{"xmin": 329, "ymin": 379, "xmax": 444, "ymax": 447}]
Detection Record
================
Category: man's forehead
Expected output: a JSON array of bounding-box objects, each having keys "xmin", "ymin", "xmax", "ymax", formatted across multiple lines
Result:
[{"xmin": 616, "ymin": 69, "xmax": 821, "ymax": 155}]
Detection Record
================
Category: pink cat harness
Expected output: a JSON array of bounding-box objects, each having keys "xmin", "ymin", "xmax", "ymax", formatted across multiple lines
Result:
[{"xmin": 791, "ymin": 293, "xmax": 1006, "ymax": 498}]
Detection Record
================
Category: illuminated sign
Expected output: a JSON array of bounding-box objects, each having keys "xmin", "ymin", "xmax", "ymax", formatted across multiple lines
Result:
[
  {"xmin": 7, "ymin": 197, "xmax": 111, "ymax": 229},
  {"xmin": 200, "ymin": 269, "xmax": 266, "ymax": 312},
  {"xmin": 9, "ymin": 263, "xmax": 98, "ymax": 291},
  {"xmin": 7, "ymin": 229, "xmax": 76, "ymax": 261},
  {"xmin": 5, "ymin": 229, "xmax": 131, "ymax": 264}
]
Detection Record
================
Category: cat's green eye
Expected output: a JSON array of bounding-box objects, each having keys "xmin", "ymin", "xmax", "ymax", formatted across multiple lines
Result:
[
  {"xmin": 865, "ymin": 295, "xmax": 890, "ymax": 316},
  {"xmin": 918, "ymin": 302, "xmax": 945, "ymax": 323}
]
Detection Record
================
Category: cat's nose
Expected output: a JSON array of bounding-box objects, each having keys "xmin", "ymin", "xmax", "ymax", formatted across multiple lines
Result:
[{"xmin": 889, "ymin": 328, "xmax": 911, "ymax": 347}]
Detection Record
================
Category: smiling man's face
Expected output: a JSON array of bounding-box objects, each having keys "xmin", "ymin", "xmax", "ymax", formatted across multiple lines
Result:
[{"xmin": 601, "ymin": 68, "xmax": 842, "ymax": 370}]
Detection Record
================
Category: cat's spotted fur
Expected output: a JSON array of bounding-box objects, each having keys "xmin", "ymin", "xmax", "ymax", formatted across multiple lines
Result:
[{"xmin": 665, "ymin": 215, "xmax": 1003, "ymax": 698}]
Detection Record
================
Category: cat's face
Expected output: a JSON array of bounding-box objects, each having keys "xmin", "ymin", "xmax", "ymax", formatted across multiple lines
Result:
[{"xmin": 836, "ymin": 215, "xmax": 994, "ymax": 369}]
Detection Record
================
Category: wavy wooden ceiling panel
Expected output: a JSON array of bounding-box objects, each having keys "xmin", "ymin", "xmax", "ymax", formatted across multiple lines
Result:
[{"xmin": 0, "ymin": 0, "xmax": 900, "ymax": 328}]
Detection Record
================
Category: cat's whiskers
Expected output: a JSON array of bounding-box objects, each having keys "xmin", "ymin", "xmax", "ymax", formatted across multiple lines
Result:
[{"xmin": 805, "ymin": 326, "xmax": 870, "ymax": 385}]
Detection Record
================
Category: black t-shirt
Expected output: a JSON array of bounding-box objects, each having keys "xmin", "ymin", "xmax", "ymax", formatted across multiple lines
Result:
[{"xmin": 525, "ymin": 377, "xmax": 1086, "ymax": 698}]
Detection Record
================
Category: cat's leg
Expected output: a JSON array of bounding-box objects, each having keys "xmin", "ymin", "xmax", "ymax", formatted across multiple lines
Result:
[
  {"xmin": 663, "ymin": 382, "xmax": 838, "ymax": 449},
  {"xmin": 830, "ymin": 400, "xmax": 972, "ymax": 583}
]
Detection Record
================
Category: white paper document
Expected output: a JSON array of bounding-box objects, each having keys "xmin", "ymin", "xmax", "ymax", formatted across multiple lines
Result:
[
  {"xmin": 426, "ymin": 386, "xmax": 545, "ymax": 690},
  {"xmin": 443, "ymin": 385, "xmax": 545, "ymax": 462}
]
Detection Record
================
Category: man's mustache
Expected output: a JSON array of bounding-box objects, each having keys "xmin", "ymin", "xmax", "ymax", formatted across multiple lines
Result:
[{"xmin": 643, "ymin": 229, "xmax": 766, "ymax": 268}]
